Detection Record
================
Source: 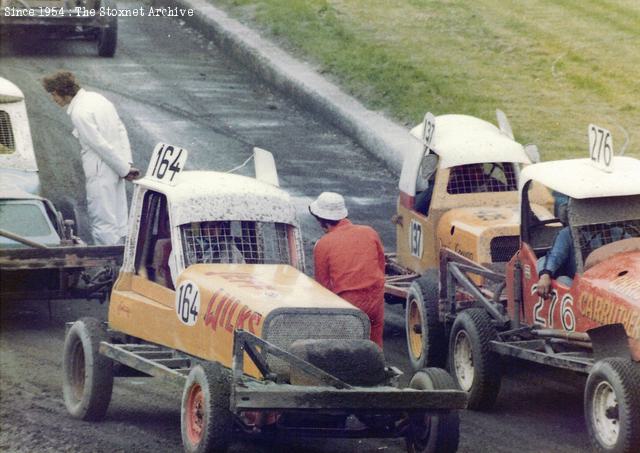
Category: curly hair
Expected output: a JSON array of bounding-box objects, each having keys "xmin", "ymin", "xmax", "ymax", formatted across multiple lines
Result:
[{"xmin": 42, "ymin": 71, "xmax": 80, "ymax": 97}]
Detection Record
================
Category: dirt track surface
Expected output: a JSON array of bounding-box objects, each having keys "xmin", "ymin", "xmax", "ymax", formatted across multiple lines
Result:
[{"xmin": 1, "ymin": 3, "xmax": 592, "ymax": 452}]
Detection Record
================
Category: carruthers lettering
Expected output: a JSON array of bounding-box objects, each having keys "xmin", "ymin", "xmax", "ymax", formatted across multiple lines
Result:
[{"xmin": 579, "ymin": 292, "xmax": 640, "ymax": 340}]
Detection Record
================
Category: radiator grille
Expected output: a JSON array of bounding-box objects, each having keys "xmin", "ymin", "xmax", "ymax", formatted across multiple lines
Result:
[
  {"xmin": 262, "ymin": 309, "xmax": 369, "ymax": 376},
  {"xmin": 0, "ymin": 111, "xmax": 15, "ymax": 154},
  {"xmin": 490, "ymin": 235, "xmax": 520, "ymax": 262}
]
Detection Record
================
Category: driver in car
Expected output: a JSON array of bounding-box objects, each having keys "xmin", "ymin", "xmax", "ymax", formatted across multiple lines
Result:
[{"xmin": 537, "ymin": 196, "xmax": 632, "ymax": 297}]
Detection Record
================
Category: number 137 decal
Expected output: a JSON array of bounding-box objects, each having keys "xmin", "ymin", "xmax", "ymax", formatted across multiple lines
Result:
[{"xmin": 409, "ymin": 219, "xmax": 424, "ymax": 258}]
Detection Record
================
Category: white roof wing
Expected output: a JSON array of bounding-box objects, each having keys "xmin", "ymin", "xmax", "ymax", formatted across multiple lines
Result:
[
  {"xmin": 135, "ymin": 171, "xmax": 299, "ymax": 227},
  {"xmin": 0, "ymin": 78, "xmax": 24, "ymax": 103},
  {"xmin": 0, "ymin": 78, "xmax": 39, "ymax": 176},
  {"xmin": 409, "ymin": 114, "xmax": 530, "ymax": 168},
  {"xmin": 520, "ymin": 157, "xmax": 640, "ymax": 199}
]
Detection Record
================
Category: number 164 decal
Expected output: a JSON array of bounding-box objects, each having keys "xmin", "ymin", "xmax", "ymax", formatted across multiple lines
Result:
[
  {"xmin": 146, "ymin": 143, "xmax": 189, "ymax": 185},
  {"xmin": 176, "ymin": 280, "xmax": 200, "ymax": 326}
]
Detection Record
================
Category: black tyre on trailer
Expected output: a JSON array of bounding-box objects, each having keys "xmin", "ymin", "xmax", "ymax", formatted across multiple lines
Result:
[
  {"xmin": 448, "ymin": 308, "xmax": 501, "ymax": 410},
  {"xmin": 405, "ymin": 269, "xmax": 446, "ymax": 370},
  {"xmin": 56, "ymin": 195, "xmax": 79, "ymax": 232},
  {"xmin": 584, "ymin": 358, "xmax": 640, "ymax": 453},
  {"xmin": 62, "ymin": 317, "xmax": 114, "ymax": 421},
  {"xmin": 96, "ymin": 0, "xmax": 118, "ymax": 57},
  {"xmin": 405, "ymin": 367, "xmax": 460, "ymax": 453},
  {"xmin": 181, "ymin": 363, "xmax": 233, "ymax": 453}
]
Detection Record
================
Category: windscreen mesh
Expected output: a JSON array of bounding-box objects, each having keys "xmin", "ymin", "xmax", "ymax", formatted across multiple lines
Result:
[
  {"xmin": 447, "ymin": 162, "xmax": 517, "ymax": 194},
  {"xmin": 181, "ymin": 220, "xmax": 290, "ymax": 265},
  {"xmin": 576, "ymin": 220, "xmax": 640, "ymax": 262}
]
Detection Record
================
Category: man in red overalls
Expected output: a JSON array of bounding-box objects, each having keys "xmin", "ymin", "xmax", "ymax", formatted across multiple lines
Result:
[{"xmin": 310, "ymin": 192, "xmax": 386, "ymax": 349}]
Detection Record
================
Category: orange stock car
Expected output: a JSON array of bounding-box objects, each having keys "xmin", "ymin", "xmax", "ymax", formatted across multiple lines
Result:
[
  {"xmin": 62, "ymin": 145, "xmax": 467, "ymax": 453},
  {"xmin": 384, "ymin": 111, "xmax": 552, "ymax": 370},
  {"xmin": 438, "ymin": 131, "xmax": 640, "ymax": 453}
]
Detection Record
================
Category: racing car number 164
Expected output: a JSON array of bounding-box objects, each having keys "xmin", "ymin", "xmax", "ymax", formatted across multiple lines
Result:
[{"xmin": 146, "ymin": 143, "xmax": 189, "ymax": 185}]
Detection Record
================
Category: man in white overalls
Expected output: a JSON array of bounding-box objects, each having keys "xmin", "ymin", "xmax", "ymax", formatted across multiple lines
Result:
[{"xmin": 43, "ymin": 71, "xmax": 140, "ymax": 245}]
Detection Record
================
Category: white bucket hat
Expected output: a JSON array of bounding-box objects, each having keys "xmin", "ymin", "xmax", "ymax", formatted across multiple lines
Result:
[{"xmin": 309, "ymin": 192, "xmax": 348, "ymax": 221}]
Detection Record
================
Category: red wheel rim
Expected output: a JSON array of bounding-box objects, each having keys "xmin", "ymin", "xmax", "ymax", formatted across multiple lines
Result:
[{"xmin": 186, "ymin": 383, "xmax": 205, "ymax": 445}]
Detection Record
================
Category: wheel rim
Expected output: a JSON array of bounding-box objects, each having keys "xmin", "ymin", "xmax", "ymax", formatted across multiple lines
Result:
[
  {"xmin": 186, "ymin": 383, "xmax": 205, "ymax": 445},
  {"xmin": 408, "ymin": 297, "xmax": 423, "ymax": 361},
  {"xmin": 453, "ymin": 330, "xmax": 474, "ymax": 391},
  {"xmin": 591, "ymin": 380, "xmax": 619, "ymax": 447},
  {"xmin": 407, "ymin": 414, "xmax": 433, "ymax": 452},
  {"xmin": 70, "ymin": 340, "xmax": 86, "ymax": 402}
]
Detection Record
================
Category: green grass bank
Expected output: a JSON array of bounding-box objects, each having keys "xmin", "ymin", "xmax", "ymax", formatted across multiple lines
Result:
[{"xmin": 211, "ymin": 0, "xmax": 639, "ymax": 160}]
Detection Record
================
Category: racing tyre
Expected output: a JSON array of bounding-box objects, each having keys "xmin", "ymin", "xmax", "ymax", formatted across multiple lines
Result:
[
  {"xmin": 584, "ymin": 358, "xmax": 640, "ymax": 453},
  {"xmin": 289, "ymin": 339, "xmax": 386, "ymax": 386},
  {"xmin": 406, "ymin": 270, "xmax": 446, "ymax": 371},
  {"xmin": 181, "ymin": 363, "xmax": 233, "ymax": 453},
  {"xmin": 56, "ymin": 196, "xmax": 79, "ymax": 235},
  {"xmin": 97, "ymin": 0, "xmax": 118, "ymax": 57},
  {"xmin": 62, "ymin": 317, "xmax": 113, "ymax": 421},
  {"xmin": 448, "ymin": 308, "xmax": 501, "ymax": 410},
  {"xmin": 405, "ymin": 368, "xmax": 460, "ymax": 453}
]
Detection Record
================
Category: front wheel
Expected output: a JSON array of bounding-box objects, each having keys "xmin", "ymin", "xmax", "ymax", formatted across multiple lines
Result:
[
  {"xmin": 62, "ymin": 317, "xmax": 113, "ymax": 421},
  {"xmin": 448, "ymin": 308, "xmax": 501, "ymax": 410},
  {"xmin": 181, "ymin": 363, "xmax": 233, "ymax": 453},
  {"xmin": 405, "ymin": 368, "xmax": 460, "ymax": 453},
  {"xmin": 585, "ymin": 358, "xmax": 640, "ymax": 453},
  {"xmin": 405, "ymin": 270, "xmax": 446, "ymax": 371}
]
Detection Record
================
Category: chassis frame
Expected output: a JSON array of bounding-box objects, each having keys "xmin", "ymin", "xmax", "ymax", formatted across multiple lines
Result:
[
  {"xmin": 97, "ymin": 328, "xmax": 467, "ymax": 439},
  {"xmin": 438, "ymin": 248, "xmax": 630, "ymax": 375}
]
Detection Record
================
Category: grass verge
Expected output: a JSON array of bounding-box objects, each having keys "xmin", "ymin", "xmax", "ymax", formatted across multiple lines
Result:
[{"xmin": 212, "ymin": 0, "xmax": 639, "ymax": 160}]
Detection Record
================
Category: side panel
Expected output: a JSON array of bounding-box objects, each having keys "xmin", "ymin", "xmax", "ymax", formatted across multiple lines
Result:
[{"xmin": 109, "ymin": 271, "xmax": 265, "ymax": 378}]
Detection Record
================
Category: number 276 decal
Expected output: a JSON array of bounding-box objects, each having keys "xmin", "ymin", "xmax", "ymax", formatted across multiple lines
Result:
[
  {"xmin": 176, "ymin": 280, "xmax": 200, "ymax": 326},
  {"xmin": 530, "ymin": 285, "xmax": 575, "ymax": 331}
]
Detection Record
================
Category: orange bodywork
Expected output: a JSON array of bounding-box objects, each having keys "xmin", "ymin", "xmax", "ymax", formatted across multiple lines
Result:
[
  {"xmin": 109, "ymin": 263, "xmax": 363, "ymax": 378},
  {"xmin": 395, "ymin": 167, "xmax": 552, "ymax": 275}
]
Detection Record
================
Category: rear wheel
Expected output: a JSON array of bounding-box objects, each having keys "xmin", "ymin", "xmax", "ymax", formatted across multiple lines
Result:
[
  {"xmin": 97, "ymin": 0, "xmax": 118, "ymax": 57},
  {"xmin": 405, "ymin": 270, "xmax": 446, "ymax": 371},
  {"xmin": 448, "ymin": 308, "xmax": 501, "ymax": 410},
  {"xmin": 181, "ymin": 363, "xmax": 233, "ymax": 453},
  {"xmin": 585, "ymin": 358, "xmax": 640, "ymax": 453},
  {"xmin": 62, "ymin": 317, "xmax": 113, "ymax": 421},
  {"xmin": 405, "ymin": 368, "xmax": 460, "ymax": 453}
]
